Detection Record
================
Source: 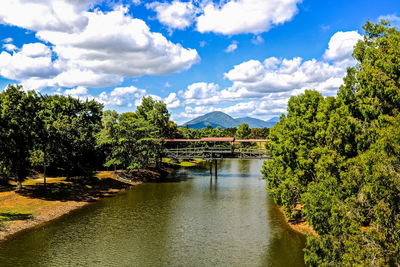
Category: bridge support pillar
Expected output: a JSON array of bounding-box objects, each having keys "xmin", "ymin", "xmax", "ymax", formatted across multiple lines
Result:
[
  {"xmin": 209, "ymin": 160, "xmax": 219, "ymax": 180},
  {"xmin": 214, "ymin": 160, "xmax": 218, "ymax": 179}
]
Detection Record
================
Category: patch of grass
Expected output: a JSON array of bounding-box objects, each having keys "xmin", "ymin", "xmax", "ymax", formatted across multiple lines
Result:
[
  {"xmin": 0, "ymin": 212, "xmax": 32, "ymax": 221},
  {"xmin": 0, "ymin": 212, "xmax": 33, "ymax": 230},
  {"xmin": 94, "ymin": 171, "xmax": 117, "ymax": 180},
  {"xmin": 162, "ymin": 158, "xmax": 204, "ymax": 167},
  {"xmin": 8, "ymin": 177, "xmax": 69, "ymax": 187}
]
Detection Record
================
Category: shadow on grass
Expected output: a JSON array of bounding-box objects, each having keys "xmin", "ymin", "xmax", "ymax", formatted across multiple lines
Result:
[
  {"xmin": 0, "ymin": 212, "xmax": 33, "ymax": 230},
  {"xmin": 0, "ymin": 212, "xmax": 33, "ymax": 221},
  {"xmin": 0, "ymin": 180, "xmax": 14, "ymax": 193},
  {"xmin": 17, "ymin": 177, "xmax": 130, "ymax": 202}
]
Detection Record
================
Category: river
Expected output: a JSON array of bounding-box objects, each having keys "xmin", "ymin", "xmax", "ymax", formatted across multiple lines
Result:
[{"xmin": 0, "ymin": 159, "xmax": 305, "ymax": 267}]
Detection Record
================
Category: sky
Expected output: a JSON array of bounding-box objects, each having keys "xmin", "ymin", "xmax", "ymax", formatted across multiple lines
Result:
[{"xmin": 0, "ymin": 0, "xmax": 399, "ymax": 124}]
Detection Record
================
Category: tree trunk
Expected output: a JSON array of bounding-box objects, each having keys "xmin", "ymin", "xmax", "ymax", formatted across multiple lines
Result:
[
  {"xmin": 43, "ymin": 146, "xmax": 47, "ymax": 187},
  {"xmin": 16, "ymin": 168, "xmax": 25, "ymax": 190},
  {"xmin": 16, "ymin": 180, "xmax": 23, "ymax": 190}
]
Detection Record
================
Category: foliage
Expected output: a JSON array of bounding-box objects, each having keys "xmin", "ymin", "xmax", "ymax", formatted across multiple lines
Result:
[
  {"xmin": 262, "ymin": 21, "xmax": 400, "ymax": 265},
  {"xmin": 236, "ymin": 123, "xmax": 251, "ymax": 139},
  {"xmin": 0, "ymin": 88, "xmax": 177, "ymax": 188},
  {"xmin": 99, "ymin": 97, "xmax": 177, "ymax": 170},
  {"xmin": 37, "ymin": 95, "xmax": 103, "ymax": 177},
  {"xmin": 0, "ymin": 85, "xmax": 39, "ymax": 189}
]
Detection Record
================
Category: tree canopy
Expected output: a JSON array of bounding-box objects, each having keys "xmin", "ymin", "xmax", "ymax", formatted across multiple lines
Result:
[{"xmin": 262, "ymin": 21, "xmax": 400, "ymax": 265}]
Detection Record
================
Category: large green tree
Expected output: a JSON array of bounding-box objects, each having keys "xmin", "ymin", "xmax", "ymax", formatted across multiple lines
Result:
[
  {"xmin": 236, "ymin": 123, "xmax": 251, "ymax": 139},
  {"xmin": 136, "ymin": 96, "xmax": 178, "ymax": 139},
  {"xmin": 262, "ymin": 21, "xmax": 400, "ymax": 265},
  {"xmin": 101, "ymin": 97, "xmax": 176, "ymax": 170},
  {"xmin": 0, "ymin": 85, "xmax": 40, "ymax": 189},
  {"xmin": 37, "ymin": 95, "xmax": 103, "ymax": 178}
]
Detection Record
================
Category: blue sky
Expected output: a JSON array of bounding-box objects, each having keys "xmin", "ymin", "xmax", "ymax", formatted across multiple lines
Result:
[{"xmin": 0, "ymin": 0, "xmax": 399, "ymax": 124}]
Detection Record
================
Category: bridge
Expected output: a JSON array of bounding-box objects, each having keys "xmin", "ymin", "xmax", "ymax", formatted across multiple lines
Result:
[{"xmin": 162, "ymin": 137, "xmax": 271, "ymax": 179}]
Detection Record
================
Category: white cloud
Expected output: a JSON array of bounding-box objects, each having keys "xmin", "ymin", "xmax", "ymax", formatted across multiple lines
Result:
[
  {"xmin": 2, "ymin": 37, "xmax": 13, "ymax": 43},
  {"xmin": 224, "ymin": 56, "xmax": 346, "ymax": 96},
  {"xmin": 0, "ymin": 6, "xmax": 200, "ymax": 89},
  {"xmin": 175, "ymin": 30, "xmax": 361, "ymax": 122},
  {"xmin": 196, "ymin": 0, "xmax": 302, "ymax": 35},
  {"xmin": 225, "ymin": 41, "xmax": 238, "ymax": 53},
  {"xmin": 52, "ymin": 69, "xmax": 123, "ymax": 88},
  {"xmin": 97, "ymin": 86, "xmax": 146, "ymax": 107},
  {"xmin": 21, "ymin": 43, "xmax": 51, "ymax": 57},
  {"xmin": 164, "ymin": 92, "xmax": 181, "ymax": 108},
  {"xmin": 0, "ymin": 0, "xmax": 94, "ymax": 33},
  {"xmin": 2, "ymin": 43, "xmax": 17, "ymax": 51},
  {"xmin": 64, "ymin": 86, "xmax": 89, "ymax": 98},
  {"xmin": 182, "ymin": 82, "xmax": 223, "ymax": 104},
  {"xmin": 145, "ymin": 0, "xmax": 302, "ymax": 36},
  {"xmin": 378, "ymin": 14, "xmax": 400, "ymax": 28},
  {"xmin": 323, "ymin": 31, "xmax": 362, "ymax": 63},
  {"xmin": 38, "ymin": 8, "xmax": 199, "ymax": 78},
  {"xmin": 147, "ymin": 1, "xmax": 197, "ymax": 30},
  {"xmin": 0, "ymin": 43, "xmax": 59, "ymax": 81},
  {"xmin": 224, "ymin": 59, "xmax": 267, "ymax": 83},
  {"xmin": 252, "ymin": 35, "xmax": 264, "ymax": 45},
  {"xmin": 110, "ymin": 86, "xmax": 144, "ymax": 98}
]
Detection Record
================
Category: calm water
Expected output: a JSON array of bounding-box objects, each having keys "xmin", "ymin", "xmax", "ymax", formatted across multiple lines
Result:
[{"xmin": 0, "ymin": 160, "xmax": 305, "ymax": 267}]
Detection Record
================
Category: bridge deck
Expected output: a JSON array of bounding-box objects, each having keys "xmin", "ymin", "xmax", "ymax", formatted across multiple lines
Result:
[{"xmin": 163, "ymin": 147, "xmax": 270, "ymax": 160}]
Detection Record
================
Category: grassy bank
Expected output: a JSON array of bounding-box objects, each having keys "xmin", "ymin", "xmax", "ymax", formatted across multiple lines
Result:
[{"xmin": 162, "ymin": 158, "xmax": 204, "ymax": 167}]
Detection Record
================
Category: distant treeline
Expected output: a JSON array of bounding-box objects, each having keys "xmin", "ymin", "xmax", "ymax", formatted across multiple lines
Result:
[
  {"xmin": 0, "ymin": 87, "xmax": 268, "ymax": 188},
  {"xmin": 263, "ymin": 22, "xmax": 400, "ymax": 265}
]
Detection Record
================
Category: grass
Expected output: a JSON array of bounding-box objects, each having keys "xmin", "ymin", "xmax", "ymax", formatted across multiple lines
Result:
[
  {"xmin": 0, "ymin": 212, "xmax": 33, "ymax": 229},
  {"xmin": 162, "ymin": 158, "xmax": 204, "ymax": 167},
  {"xmin": 0, "ymin": 171, "xmax": 126, "ymax": 214}
]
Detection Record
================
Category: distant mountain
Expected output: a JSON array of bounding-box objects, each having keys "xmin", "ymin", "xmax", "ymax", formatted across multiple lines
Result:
[
  {"xmin": 181, "ymin": 112, "xmax": 280, "ymax": 129},
  {"xmin": 267, "ymin": 117, "xmax": 280, "ymax": 123},
  {"xmin": 182, "ymin": 111, "xmax": 238, "ymax": 129},
  {"xmin": 235, "ymin": 117, "xmax": 270, "ymax": 128}
]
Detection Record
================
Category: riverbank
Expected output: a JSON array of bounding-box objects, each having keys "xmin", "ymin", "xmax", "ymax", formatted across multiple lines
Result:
[
  {"xmin": 277, "ymin": 207, "xmax": 318, "ymax": 237},
  {"xmin": 162, "ymin": 158, "xmax": 204, "ymax": 167},
  {"xmin": 0, "ymin": 168, "xmax": 170, "ymax": 242}
]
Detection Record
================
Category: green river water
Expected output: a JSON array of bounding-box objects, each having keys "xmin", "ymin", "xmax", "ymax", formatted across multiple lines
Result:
[{"xmin": 0, "ymin": 159, "xmax": 306, "ymax": 267}]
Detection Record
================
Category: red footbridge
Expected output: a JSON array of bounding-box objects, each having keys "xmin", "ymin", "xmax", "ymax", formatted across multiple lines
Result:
[{"xmin": 162, "ymin": 137, "xmax": 271, "ymax": 160}]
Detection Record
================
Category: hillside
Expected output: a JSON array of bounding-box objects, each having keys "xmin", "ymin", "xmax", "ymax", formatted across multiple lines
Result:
[{"xmin": 181, "ymin": 111, "xmax": 279, "ymax": 129}]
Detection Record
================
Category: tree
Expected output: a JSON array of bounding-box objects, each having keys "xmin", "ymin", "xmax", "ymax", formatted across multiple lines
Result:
[
  {"xmin": 236, "ymin": 123, "xmax": 251, "ymax": 139},
  {"xmin": 136, "ymin": 96, "xmax": 177, "ymax": 139},
  {"xmin": 263, "ymin": 21, "xmax": 400, "ymax": 266},
  {"xmin": 249, "ymin": 128, "xmax": 269, "ymax": 139},
  {"xmin": 35, "ymin": 95, "xmax": 103, "ymax": 179},
  {"xmin": 96, "ymin": 110, "xmax": 120, "ymax": 170},
  {"xmin": 101, "ymin": 97, "xmax": 176, "ymax": 171},
  {"xmin": 0, "ymin": 85, "xmax": 39, "ymax": 189}
]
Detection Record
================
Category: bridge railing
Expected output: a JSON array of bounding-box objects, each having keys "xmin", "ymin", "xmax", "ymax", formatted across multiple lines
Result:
[{"xmin": 162, "ymin": 147, "xmax": 270, "ymax": 159}]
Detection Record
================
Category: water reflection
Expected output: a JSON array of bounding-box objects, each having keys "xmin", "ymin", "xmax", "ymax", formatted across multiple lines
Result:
[{"xmin": 0, "ymin": 159, "xmax": 305, "ymax": 267}]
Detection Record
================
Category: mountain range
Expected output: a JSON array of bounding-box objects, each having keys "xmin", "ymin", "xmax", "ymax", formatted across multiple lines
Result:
[{"xmin": 181, "ymin": 111, "xmax": 279, "ymax": 129}]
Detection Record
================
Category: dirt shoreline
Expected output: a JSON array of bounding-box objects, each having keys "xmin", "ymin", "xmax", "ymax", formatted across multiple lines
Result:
[
  {"xmin": 0, "ymin": 163, "xmax": 182, "ymax": 242},
  {"xmin": 277, "ymin": 206, "xmax": 318, "ymax": 237},
  {"xmin": 0, "ymin": 195, "xmax": 95, "ymax": 241},
  {"xmin": 0, "ymin": 170, "xmax": 150, "ymax": 242}
]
